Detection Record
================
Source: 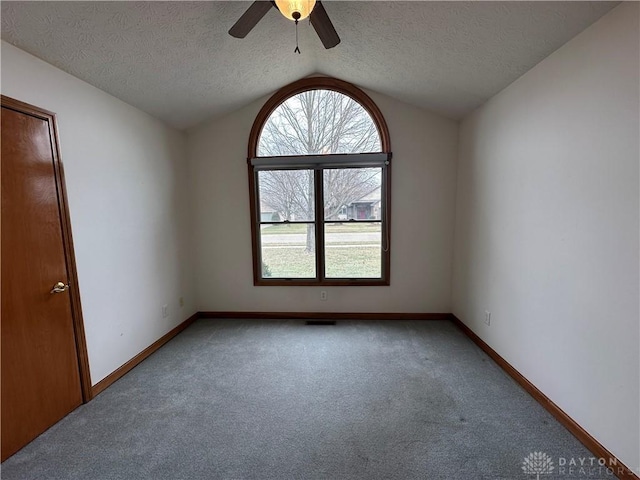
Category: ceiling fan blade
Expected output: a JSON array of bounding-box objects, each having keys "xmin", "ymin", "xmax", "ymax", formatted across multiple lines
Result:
[
  {"xmin": 309, "ymin": 1, "xmax": 340, "ymax": 49},
  {"xmin": 229, "ymin": 1, "xmax": 274, "ymax": 38}
]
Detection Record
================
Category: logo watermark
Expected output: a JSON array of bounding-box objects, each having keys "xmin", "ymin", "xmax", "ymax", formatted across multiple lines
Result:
[
  {"xmin": 522, "ymin": 452, "xmax": 627, "ymax": 478},
  {"xmin": 522, "ymin": 452, "xmax": 554, "ymax": 479}
]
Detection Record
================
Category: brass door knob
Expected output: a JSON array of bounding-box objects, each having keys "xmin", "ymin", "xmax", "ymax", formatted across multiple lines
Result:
[{"xmin": 50, "ymin": 282, "xmax": 69, "ymax": 294}]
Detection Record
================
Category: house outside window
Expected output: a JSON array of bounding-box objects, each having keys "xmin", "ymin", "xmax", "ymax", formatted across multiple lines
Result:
[{"xmin": 247, "ymin": 78, "xmax": 392, "ymax": 286}]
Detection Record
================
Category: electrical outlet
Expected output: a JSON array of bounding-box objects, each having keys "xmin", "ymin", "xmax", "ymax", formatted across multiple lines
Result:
[
  {"xmin": 162, "ymin": 304, "xmax": 168, "ymax": 318},
  {"xmin": 179, "ymin": 297, "xmax": 184, "ymax": 308},
  {"xmin": 320, "ymin": 290, "xmax": 328, "ymax": 301},
  {"xmin": 484, "ymin": 310, "xmax": 491, "ymax": 326}
]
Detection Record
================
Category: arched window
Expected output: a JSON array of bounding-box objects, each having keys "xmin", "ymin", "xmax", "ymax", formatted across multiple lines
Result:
[{"xmin": 248, "ymin": 78, "xmax": 391, "ymax": 285}]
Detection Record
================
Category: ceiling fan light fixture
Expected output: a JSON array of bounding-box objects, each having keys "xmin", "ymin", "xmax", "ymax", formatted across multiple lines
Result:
[{"xmin": 275, "ymin": 0, "xmax": 317, "ymax": 21}]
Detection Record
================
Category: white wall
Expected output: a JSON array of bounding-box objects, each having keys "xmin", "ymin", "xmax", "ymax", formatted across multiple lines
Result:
[
  {"xmin": 1, "ymin": 41, "xmax": 196, "ymax": 385},
  {"xmin": 452, "ymin": 3, "xmax": 639, "ymax": 472},
  {"xmin": 188, "ymin": 88, "xmax": 458, "ymax": 312}
]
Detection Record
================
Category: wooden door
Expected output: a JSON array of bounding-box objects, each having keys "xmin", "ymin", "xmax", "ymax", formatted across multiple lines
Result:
[{"xmin": 1, "ymin": 97, "xmax": 91, "ymax": 461}]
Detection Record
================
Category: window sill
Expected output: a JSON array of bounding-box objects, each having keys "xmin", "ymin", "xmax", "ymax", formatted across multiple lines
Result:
[{"xmin": 254, "ymin": 279, "xmax": 390, "ymax": 287}]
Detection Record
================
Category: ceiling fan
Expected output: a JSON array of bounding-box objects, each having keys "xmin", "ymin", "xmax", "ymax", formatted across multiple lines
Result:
[{"xmin": 229, "ymin": 0, "xmax": 340, "ymax": 51}]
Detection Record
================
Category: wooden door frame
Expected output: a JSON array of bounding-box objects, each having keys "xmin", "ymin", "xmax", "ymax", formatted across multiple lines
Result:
[{"xmin": 2, "ymin": 95, "xmax": 93, "ymax": 402}]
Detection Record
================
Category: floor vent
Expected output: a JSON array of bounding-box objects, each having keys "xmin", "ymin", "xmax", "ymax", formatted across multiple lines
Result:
[{"xmin": 305, "ymin": 320, "xmax": 336, "ymax": 326}]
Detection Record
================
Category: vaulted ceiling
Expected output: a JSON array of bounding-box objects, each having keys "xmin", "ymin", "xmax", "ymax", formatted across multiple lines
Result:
[{"xmin": 1, "ymin": 1, "xmax": 618, "ymax": 130}]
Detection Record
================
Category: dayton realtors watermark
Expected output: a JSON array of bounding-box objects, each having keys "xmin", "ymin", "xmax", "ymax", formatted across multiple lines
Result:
[{"xmin": 522, "ymin": 452, "xmax": 628, "ymax": 478}]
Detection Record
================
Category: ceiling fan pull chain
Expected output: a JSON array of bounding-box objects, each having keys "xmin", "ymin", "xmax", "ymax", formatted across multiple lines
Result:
[{"xmin": 294, "ymin": 19, "xmax": 301, "ymax": 54}]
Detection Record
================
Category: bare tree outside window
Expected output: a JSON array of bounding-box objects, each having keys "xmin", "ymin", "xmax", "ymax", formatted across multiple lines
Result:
[
  {"xmin": 257, "ymin": 90, "xmax": 382, "ymax": 253},
  {"xmin": 258, "ymin": 89, "xmax": 381, "ymax": 156}
]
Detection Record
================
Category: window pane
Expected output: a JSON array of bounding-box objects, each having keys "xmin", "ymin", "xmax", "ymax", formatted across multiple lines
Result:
[
  {"xmin": 260, "ymin": 224, "xmax": 316, "ymax": 278},
  {"xmin": 324, "ymin": 168, "xmax": 382, "ymax": 221},
  {"xmin": 258, "ymin": 170, "xmax": 315, "ymax": 222},
  {"xmin": 257, "ymin": 90, "xmax": 382, "ymax": 156},
  {"xmin": 324, "ymin": 223, "xmax": 382, "ymax": 278}
]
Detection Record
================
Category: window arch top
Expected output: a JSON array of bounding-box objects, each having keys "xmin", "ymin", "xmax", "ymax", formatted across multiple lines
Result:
[
  {"xmin": 250, "ymin": 78, "xmax": 390, "ymax": 159},
  {"xmin": 257, "ymin": 89, "xmax": 381, "ymax": 157}
]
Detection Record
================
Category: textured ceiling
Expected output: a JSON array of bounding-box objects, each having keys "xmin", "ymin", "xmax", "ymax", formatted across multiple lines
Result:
[{"xmin": 1, "ymin": 1, "xmax": 618, "ymax": 130}]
